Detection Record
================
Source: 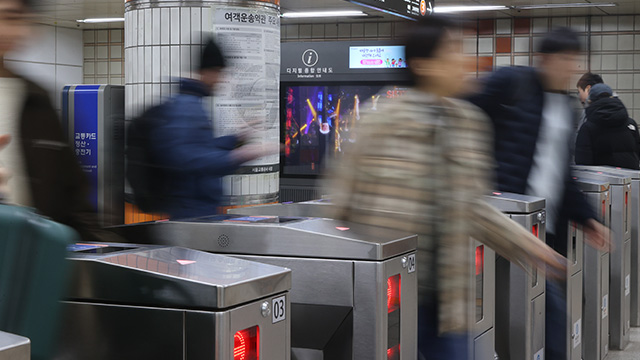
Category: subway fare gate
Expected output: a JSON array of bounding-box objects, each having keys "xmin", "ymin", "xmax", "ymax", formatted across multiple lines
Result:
[
  {"xmin": 572, "ymin": 168, "xmax": 631, "ymax": 350},
  {"xmin": 110, "ymin": 216, "xmax": 418, "ymax": 360},
  {"xmin": 573, "ymin": 175, "xmax": 611, "ymax": 360},
  {"xmin": 575, "ymin": 165, "xmax": 640, "ymax": 328},
  {"xmin": 229, "ymin": 200, "xmax": 497, "ymax": 360},
  {"xmin": 484, "ymin": 192, "xmax": 546, "ymax": 360},
  {"xmin": 57, "ymin": 243, "xmax": 291, "ymax": 360}
]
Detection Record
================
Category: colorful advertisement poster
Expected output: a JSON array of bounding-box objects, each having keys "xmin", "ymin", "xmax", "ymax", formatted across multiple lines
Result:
[{"xmin": 349, "ymin": 46, "xmax": 407, "ymax": 69}]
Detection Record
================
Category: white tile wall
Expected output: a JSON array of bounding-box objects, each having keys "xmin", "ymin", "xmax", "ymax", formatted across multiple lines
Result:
[
  {"xmin": 4, "ymin": 25, "xmax": 82, "ymax": 111},
  {"xmin": 496, "ymin": 19, "xmax": 511, "ymax": 35},
  {"xmin": 83, "ymin": 28, "xmax": 125, "ymax": 86},
  {"xmin": 514, "ymin": 37, "xmax": 530, "ymax": 53}
]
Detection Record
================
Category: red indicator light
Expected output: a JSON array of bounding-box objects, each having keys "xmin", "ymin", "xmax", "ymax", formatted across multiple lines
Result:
[
  {"xmin": 176, "ymin": 260, "xmax": 196, "ymax": 265},
  {"xmin": 336, "ymin": 227, "xmax": 350, "ymax": 231},
  {"xmin": 602, "ymin": 200, "xmax": 606, "ymax": 219},
  {"xmin": 475, "ymin": 246, "xmax": 484, "ymax": 276},
  {"xmin": 492, "ymin": 192, "xmax": 502, "ymax": 195},
  {"xmin": 234, "ymin": 326, "xmax": 259, "ymax": 360},
  {"xmin": 598, "ymin": 171, "xmax": 603, "ymax": 174},
  {"xmin": 387, "ymin": 274, "xmax": 401, "ymax": 313},
  {"xmin": 387, "ymin": 344, "xmax": 400, "ymax": 360},
  {"xmin": 532, "ymin": 224, "xmax": 539, "ymax": 238}
]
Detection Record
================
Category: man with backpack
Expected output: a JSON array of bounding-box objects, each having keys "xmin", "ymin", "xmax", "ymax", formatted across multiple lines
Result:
[
  {"xmin": 130, "ymin": 38, "xmax": 273, "ymax": 219},
  {"xmin": 575, "ymin": 83, "xmax": 640, "ymax": 169}
]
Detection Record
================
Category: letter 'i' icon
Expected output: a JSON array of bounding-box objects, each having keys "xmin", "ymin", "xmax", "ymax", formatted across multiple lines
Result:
[{"xmin": 302, "ymin": 49, "xmax": 319, "ymax": 67}]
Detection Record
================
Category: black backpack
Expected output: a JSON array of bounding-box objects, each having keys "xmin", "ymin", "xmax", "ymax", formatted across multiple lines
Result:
[{"xmin": 126, "ymin": 104, "xmax": 170, "ymax": 213}]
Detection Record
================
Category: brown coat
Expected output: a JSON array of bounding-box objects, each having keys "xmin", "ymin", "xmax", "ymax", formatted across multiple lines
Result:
[{"xmin": 328, "ymin": 89, "xmax": 558, "ymax": 334}]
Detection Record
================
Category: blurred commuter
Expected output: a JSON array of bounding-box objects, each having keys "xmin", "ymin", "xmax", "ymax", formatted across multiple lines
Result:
[
  {"xmin": 149, "ymin": 38, "xmax": 275, "ymax": 219},
  {"xmin": 575, "ymin": 83, "xmax": 640, "ymax": 169},
  {"xmin": 469, "ymin": 27, "xmax": 610, "ymax": 359},
  {"xmin": 329, "ymin": 16, "xmax": 566, "ymax": 360},
  {"xmin": 0, "ymin": 0, "xmax": 105, "ymax": 240},
  {"xmin": 576, "ymin": 72, "xmax": 604, "ymax": 130}
]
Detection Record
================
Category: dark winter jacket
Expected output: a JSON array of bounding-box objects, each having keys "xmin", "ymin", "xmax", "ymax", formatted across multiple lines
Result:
[
  {"xmin": 575, "ymin": 97, "xmax": 640, "ymax": 170},
  {"xmin": 7, "ymin": 72, "xmax": 107, "ymax": 241},
  {"xmin": 469, "ymin": 66, "xmax": 594, "ymax": 251},
  {"xmin": 151, "ymin": 78, "xmax": 241, "ymax": 219}
]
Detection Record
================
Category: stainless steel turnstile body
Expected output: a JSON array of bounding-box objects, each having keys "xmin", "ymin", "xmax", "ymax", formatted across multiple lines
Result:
[
  {"xmin": 57, "ymin": 243, "xmax": 291, "ymax": 360},
  {"xmin": 567, "ymin": 220, "xmax": 585, "ymax": 360},
  {"xmin": 573, "ymin": 169, "xmax": 632, "ymax": 350},
  {"xmin": 231, "ymin": 200, "xmax": 496, "ymax": 360},
  {"xmin": 576, "ymin": 165, "xmax": 640, "ymax": 328},
  {"xmin": 111, "ymin": 216, "xmax": 418, "ymax": 360},
  {"xmin": 573, "ymin": 176, "xmax": 611, "ymax": 360},
  {"xmin": 485, "ymin": 193, "xmax": 546, "ymax": 360},
  {"xmin": 0, "ymin": 331, "xmax": 29, "ymax": 359}
]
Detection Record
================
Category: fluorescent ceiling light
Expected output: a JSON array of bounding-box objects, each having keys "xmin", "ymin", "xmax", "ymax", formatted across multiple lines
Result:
[
  {"xmin": 77, "ymin": 18, "xmax": 125, "ymax": 23},
  {"xmin": 515, "ymin": 3, "xmax": 616, "ymax": 10},
  {"xmin": 281, "ymin": 11, "xmax": 367, "ymax": 18},
  {"xmin": 434, "ymin": 5, "xmax": 509, "ymax": 13}
]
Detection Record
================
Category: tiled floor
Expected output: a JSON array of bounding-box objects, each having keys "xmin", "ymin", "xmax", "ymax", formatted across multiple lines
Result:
[{"xmin": 608, "ymin": 328, "xmax": 640, "ymax": 360}]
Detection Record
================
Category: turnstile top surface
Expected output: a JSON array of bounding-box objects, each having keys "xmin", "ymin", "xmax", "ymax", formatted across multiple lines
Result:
[
  {"xmin": 573, "ymin": 176, "xmax": 610, "ymax": 193},
  {"xmin": 110, "ymin": 215, "xmax": 418, "ymax": 261},
  {"xmin": 228, "ymin": 202, "xmax": 331, "ymax": 217},
  {"xmin": 573, "ymin": 165, "xmax": 640, "ymax": 180},
  {"xmin": 0, "ymin": 331, "xmax": 29, "ymax": 352},
  {"xmin": 484, "ymin": 192, "xmax": 545, "ymax": 214},
  {"xmin": 572, "ymin": 169, "xmax": 631, "ymax": 185},
  {"xmin": 67, "ymin": 243, "xmax": 291, "ymax": 309}
]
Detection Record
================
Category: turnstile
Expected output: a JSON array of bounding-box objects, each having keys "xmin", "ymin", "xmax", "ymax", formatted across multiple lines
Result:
[
  {"xmin": 0, "ymin": 331, "xmax": 29, "ymax": 359},
  {"xmin": 485, "ymin": 192, "xmax": 546, "ymax": 360},
  {"xmin": 572, "ymin": 169, "xmax": 632, "ymax": 350},
  {"xmin": 229, "ymin": 200, "xmax": 496, "ymax": 360},
  {"xmin": 573, "ymin": 176, "xmax": 611, "ymax": 360},
  {"xmin": 110, "ymin": 216, "xmax": 418, "ymax": 360},
  {"xmin": 56, "ymin": 243, "xmax": 291, "ymax": 360},
  {"xmin": 576, "ymin": 165, "xmax": 640, "ymax": 328}
]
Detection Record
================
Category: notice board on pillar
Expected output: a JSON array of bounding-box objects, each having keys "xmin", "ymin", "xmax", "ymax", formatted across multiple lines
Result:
[{"xmin": 62, "ymin": 85, "xmax": 125, "ymax": 226}]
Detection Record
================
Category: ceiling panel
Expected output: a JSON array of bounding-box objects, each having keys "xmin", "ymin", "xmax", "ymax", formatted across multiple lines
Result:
[{"xmin": 27, "ymin": 0, "xmax": 640, "ymax": 29}]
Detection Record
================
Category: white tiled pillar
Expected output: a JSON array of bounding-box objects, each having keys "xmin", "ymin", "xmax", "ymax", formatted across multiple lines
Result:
[{"xmin": 124, "ymin": 0, "xmax": 281, "ymax": 207}]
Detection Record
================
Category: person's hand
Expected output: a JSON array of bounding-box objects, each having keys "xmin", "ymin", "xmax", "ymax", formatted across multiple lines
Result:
[
  {"xmin": 0, "ymin": 135, "xmax": 11, "ymax": 199},
  {"xmin": 528, "ymin": 238, "xmax": 567, "ymax": 281},
  {"xmin": 584, "ymin": 218, "xmax": 611, "ymax": 252}
]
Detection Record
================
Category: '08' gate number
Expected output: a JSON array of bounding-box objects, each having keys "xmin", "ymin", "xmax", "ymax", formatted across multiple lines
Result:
[{"xmin": 272, "ymin": 296, "xmax": 286, "ymax": 324}]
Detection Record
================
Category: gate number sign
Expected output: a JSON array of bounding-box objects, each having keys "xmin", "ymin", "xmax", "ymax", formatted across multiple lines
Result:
[
  {"xmin": 407, "ymin": 254, "xmax": 416, "ymax": 274},
  {"xmin": 272, "ymin": 295, "xmax": 286, "ymax": 324}
]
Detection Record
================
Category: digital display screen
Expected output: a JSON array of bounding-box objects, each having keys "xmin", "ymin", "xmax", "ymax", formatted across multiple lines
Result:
[
  {"xmin": 349, "ymin": 46, "xmax": 406, "ymax": 69},
  {"xmin": 349, "ymin": 0, "xmax": 431, "ymax": 20},
  {"xmin": 282, "ymin": 84, "xmax": 408, "ymax": 177}
]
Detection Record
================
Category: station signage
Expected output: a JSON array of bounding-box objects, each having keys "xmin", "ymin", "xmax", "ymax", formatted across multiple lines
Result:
[{"xmin": 349, "ymin": 0, "xmax": 433, "ymax": 20}]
